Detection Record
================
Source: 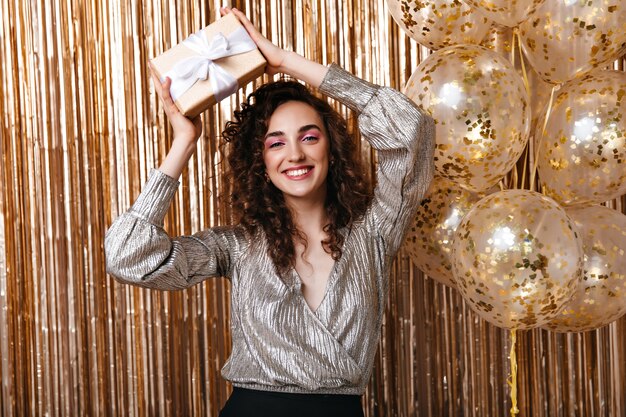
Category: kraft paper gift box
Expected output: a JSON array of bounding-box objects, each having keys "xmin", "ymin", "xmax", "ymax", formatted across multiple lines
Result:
[{"xmin": 150, "ymin": 13, "xmax": 266, "ymax": 117}]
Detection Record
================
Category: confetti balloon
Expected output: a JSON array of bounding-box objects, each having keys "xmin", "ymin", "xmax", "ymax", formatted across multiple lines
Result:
[
  {"xmin": 403, "ymin": 176, "xmax": 485, "ymax": 288},
  {"xmin": 519, "ymin": 0, "xmax": 626, "ymax": 85},
  {"xmin": 543, "ymin": 205, "xmax": 626, "ymax": 333},
  {"xmin": 404, "ymin": 44, "xmax": 530, "ymax": 192},
  {"xmin": 536, "ymin": 70, "xmax": 626, "ymax": 207},
  {"xmin": 451, "ymin": 190, "xmax": 583, "ymax": 330},
  {"xmin": 464, "ymin": 0, "xmax": 545, "ymax": 27},
  {"xmin": 387, "ymin": 0, "xmax": 491, "ymax": 50}
]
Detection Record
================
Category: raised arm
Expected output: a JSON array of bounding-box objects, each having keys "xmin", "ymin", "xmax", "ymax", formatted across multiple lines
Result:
[
  {"xmin": 318, "ymin": 65, "xmax": 436, "ymax": 257},
  {"xmin": 106, "ymin": 9, "xmax": 293, "ymax": 289}
]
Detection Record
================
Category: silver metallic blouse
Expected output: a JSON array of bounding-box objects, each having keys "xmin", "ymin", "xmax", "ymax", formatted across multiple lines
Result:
[{"xmin": 105, "ymin": 64, "xmax": 435, "ymax": 395}]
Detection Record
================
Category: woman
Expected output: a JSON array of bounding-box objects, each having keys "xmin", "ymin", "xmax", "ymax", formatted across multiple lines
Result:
[{"xmin": 105, "ymin": 7, "xmax": 435, "ymax": 416}]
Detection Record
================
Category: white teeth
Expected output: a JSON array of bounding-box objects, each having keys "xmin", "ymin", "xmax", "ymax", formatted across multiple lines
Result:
[{"xmin": 285, "ymin": 168, "xmax": 310, "ymax": 177}]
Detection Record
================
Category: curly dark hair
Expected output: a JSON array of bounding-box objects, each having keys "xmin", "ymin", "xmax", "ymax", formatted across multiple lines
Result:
[{"xmin": 222, "ymin": 80, "xmax": 372, "ymax": 275}]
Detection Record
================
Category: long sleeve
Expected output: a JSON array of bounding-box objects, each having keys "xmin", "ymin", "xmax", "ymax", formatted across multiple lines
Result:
[
  {"xmin": 318, "ymin": 64, "xmax": 435, "ymax": 257},
  {"xmin": 104, "ymin": 169, "xmax": 246, "ymax": 290}
]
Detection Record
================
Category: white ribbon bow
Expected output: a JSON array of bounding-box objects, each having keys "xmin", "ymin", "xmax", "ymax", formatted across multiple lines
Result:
[{"xmin": 164, "ymin": 26, "xmax": 256, "ymax": 102}]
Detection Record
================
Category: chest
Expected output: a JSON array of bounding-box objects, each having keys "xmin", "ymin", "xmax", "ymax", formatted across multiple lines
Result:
[
  {"xmin": 294, "ymin": 242, "xmax": 336, "ymax": 312},
  {"xmin": 232, "ymin": 229, "xmax": 387, "ymax": 332}
]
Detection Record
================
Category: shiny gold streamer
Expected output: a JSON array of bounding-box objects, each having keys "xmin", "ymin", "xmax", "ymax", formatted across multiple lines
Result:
[
  {"xmin": 507, "ymin": 330, "xmax": 519, "ymax": 417},
  {"xmin": 0, "ymin": 0, "xmax": 625, "ymax": 416},
  {"xmin": 530, "ymin": 85, "xmax": 557, "ymax": 192}
]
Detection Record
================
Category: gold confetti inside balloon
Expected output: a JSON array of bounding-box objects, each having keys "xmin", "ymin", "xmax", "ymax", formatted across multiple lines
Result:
[
  {"xmin": 404, "ymin": 44, "xmax": 531, "ymax": 192},
  {"xmin": 387, "ymin": 0, "xmax": 491, "ymax": 50},
  {"xmin": 519, "ymin": 0, "xmax": 626, "ymax": 85},
  {"xmin": 464, "ymin": 0, "xmax": 545, "ymax": 27},
  {"xmin": 465, "ymin": 0, "xmax": 554, "ymax": 27},
  {"xmin": 403, "ymin": 176, "xmax": 485, "ymax": 288},
  {"xmin": 543, "ymin": 205, "xmax": 626, "ymax": 333},
  {"xmin": 536, "ymin": 70, "xmax": 626, "ymax": 207},
  {"xmin": 451, "ymin": 190, "xmax": 583, "ymax": 330}
]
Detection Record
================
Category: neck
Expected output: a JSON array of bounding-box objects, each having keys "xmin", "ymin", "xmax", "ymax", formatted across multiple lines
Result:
[{"xmin": 284, "ymin": 193, "xmax": 328, "ymax": 235}]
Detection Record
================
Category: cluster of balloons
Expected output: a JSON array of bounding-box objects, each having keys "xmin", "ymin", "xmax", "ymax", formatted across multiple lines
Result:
[{"xmin": 393, "ymin": 0, "xmax": 626, "ymax": 333}]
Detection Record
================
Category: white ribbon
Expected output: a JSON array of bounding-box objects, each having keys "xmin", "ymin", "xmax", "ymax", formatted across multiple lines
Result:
[{"xmin": 164, "ymin": 26, "xmax": 257, "ymax": 102}]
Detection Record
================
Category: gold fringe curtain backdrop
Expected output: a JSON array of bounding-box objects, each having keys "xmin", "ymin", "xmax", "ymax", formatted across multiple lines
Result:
[{"xmin": 1, "ymin": 0, "xmax": 625, "ymax": 415}]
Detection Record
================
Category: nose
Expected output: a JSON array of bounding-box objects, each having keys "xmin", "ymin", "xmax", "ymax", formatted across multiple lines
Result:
[{"xmin": 288, "ymin": 142, "xmax": 305, "ymax": 162}]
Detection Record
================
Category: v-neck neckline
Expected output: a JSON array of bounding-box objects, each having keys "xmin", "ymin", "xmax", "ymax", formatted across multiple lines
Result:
[{"xmin": 289, "ymin": 257, "xmax": 339, "ymax": 315}]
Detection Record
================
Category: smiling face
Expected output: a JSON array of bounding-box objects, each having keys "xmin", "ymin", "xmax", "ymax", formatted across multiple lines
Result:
[{"xmin": 262, "ymin": 100, "xmax": 330, "ymax": 206}]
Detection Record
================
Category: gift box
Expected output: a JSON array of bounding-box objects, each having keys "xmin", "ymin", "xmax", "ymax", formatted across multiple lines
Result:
[{"xmin": 150, "ymin": 13, "xmax": 266, "ymax": 117}]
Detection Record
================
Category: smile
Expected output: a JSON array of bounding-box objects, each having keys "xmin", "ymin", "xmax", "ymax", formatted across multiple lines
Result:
[{"xmin": 284, "ymin": 167, "xmax": 312, "ymax": 177}]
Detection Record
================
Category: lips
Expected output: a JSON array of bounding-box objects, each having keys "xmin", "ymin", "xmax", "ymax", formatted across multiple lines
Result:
[{"xmin": 283, "ymin": 166, "xmax": 313, "ymax": 178}]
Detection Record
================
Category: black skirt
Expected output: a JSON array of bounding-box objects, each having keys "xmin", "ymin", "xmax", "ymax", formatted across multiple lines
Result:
[{"xmin": 218, "ymin": 387, "xmax": 365, "ymax": 417}]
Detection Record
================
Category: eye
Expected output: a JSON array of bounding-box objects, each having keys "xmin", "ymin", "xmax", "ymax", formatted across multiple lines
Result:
[
  {"xmin": 302, "ymin": 135, "xmax": 319, "ymax": 142},
  {"xmin": 267, "ymin": 140, "xmax": 284, "ymax": 149}
]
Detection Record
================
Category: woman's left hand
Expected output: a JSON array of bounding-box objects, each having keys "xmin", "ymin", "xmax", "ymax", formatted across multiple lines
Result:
[{"xmin": 220, "ymin": 7, "xmax": 289, "ymax": 76}]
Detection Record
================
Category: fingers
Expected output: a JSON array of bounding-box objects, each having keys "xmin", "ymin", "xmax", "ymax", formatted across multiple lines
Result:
[
  {"xmin": 148, "ymin": 62, "xmax": 200, "ymax": 141},
  {"xmin": 149, "ymin": 65, "xmax": 163, "ymax": 96},
  {"xmin": 161, "ymin": 82, "xmax": 182, "ymax": 118},
  {"xmin": 230, "ymin": 8, "xmax": 261, "ymax": 40},
  {"xmin": 149, "ymin": 63, "xmax": 181, "ymax": 117},
  {"xmin": 149, "ymin": 63, "xmax": 168, "ymax": 99},
  {"xmin": 220, "ymin": 7, "xmax": 263, "ymax": 43}
]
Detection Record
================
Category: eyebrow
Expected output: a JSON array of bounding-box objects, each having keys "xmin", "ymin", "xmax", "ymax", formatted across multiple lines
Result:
[{"xmin": 264, "ymin": 124, "xmax": 322, "ymax": 140}]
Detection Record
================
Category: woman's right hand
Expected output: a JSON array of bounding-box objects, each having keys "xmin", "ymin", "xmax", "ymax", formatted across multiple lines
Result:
[
  {"xmin": 149, "ymin": 63, "xmax": 202, "ymax": 144},
  {"xmin": 150, "ymin": 64, "xmax": 203, "ymax": 179}
]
